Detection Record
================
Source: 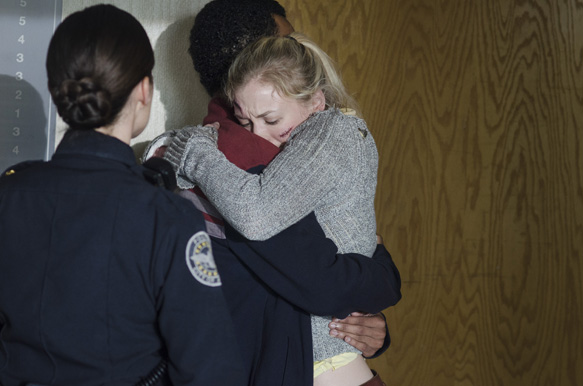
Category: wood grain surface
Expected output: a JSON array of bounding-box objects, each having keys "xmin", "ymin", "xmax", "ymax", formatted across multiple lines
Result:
[{"xmin": 281, "ymin": 1, "xmax": 583, "ymax": 384}]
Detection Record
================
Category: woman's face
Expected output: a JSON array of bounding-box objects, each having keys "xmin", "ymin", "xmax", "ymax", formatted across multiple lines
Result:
[{"xmin": 233, "ymin": 78, "xmax": 323, "ymax": 147}]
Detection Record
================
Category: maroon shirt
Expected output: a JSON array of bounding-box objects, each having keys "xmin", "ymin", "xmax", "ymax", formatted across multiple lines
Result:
[{"xmin": 204, "ymin": 97, "xmax": 279, "ymax": 169}]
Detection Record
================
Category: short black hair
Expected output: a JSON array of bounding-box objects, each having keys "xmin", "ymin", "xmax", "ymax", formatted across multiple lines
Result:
[{"xmin": 189, "ymin": 0, "xmax": 286, "ymax": 96}]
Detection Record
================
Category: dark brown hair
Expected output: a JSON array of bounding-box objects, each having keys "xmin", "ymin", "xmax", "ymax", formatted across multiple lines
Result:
[
  {"xmin": 189, "ymin": 0, "xmax": 286, "ymax": 97},
  {"xmin": 46, "ymin": 4, "xmax": 154, "ymax": 130}
]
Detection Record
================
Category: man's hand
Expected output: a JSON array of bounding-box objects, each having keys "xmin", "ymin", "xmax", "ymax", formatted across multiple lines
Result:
[{"xmin": 328, "ymin": 312, "xmax": 387, "ymax": 358}]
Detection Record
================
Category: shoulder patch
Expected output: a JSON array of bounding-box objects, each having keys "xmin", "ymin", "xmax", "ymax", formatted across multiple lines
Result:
[{"xmin": 185, "ymin": 231, "xmax": 221, "ymax": 287}]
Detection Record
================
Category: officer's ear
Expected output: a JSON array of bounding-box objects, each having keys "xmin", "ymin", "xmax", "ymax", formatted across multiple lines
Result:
[{"xmin": 136, "ymin": 76, "xmax": 153, "ymax": 108}]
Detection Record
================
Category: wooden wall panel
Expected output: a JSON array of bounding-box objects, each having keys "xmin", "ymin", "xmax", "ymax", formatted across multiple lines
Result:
[{"xmin": 281, "ymin": 1, "xmax": 583, "ymax": 385}]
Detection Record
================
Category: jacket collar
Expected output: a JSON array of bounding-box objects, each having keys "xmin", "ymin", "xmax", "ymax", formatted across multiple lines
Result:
[{"xmin": 53, "ymin": 129, "xmax": 137, "ymax": 167}]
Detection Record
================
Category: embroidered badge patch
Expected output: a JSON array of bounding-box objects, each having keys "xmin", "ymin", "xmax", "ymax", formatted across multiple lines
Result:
[{"xmin": 185, "ymin": 231, "xmax": 221, "ymax": 287}]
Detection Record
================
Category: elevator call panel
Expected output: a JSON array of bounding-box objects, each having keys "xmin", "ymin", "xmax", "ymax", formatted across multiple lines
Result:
[{"xmin": 0, "ymin": 0, "xmax": 62, "ymax": 173}]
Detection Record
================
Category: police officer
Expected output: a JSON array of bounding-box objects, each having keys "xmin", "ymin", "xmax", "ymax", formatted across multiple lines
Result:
[{"xmin": 0, "ymin": 5, "xmax": 245, "ymax": 385}]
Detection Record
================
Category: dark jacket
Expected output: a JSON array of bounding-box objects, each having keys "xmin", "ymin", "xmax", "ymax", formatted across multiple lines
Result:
[
  {"xmin": 0, "ymin": 130, "xmax": 246, "ymax": 385},
  {"xmin": 217, "ymin": 212, "xmax": 401, "ymax": 386}
]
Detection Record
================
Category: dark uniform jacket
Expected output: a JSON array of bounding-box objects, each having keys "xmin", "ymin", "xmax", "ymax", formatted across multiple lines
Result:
[{"xmin": 0, "ymin": 130, "xmax": 246, "ymax": 385}]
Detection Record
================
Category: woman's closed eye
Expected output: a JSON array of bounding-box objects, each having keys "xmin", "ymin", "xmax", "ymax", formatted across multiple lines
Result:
[{"xmin": 266, "ymin": 119, "xmax": 280, "ymax": 125}]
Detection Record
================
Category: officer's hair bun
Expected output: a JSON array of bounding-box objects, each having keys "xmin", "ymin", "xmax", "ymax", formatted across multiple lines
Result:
[
  {"xmin": 55, "ymin": 78, "xmax": 112, "ymax": 130},
  {"xmin": 46, "ymin": 4, "xmax": 154, "ymax": 132}
]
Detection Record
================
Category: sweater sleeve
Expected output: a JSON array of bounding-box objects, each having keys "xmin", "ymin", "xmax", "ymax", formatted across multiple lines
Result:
[
  {"xmin": 164, "ymin": 109, "xmax": 357, "ymax": 241},
  {"xmin": 141, "ymin": 130, "xmax": 178, "ymax": 163}
]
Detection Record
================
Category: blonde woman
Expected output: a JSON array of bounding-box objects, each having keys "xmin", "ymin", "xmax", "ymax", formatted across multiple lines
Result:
[{"xmin": 165, "ymin": 32, "xmax": 392, "ymax": 386}]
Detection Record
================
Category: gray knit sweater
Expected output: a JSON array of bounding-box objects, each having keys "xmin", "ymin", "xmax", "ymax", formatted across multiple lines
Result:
[{"xmin": 164, "ymin": 108, "xmax": 379, "ymax": 361}]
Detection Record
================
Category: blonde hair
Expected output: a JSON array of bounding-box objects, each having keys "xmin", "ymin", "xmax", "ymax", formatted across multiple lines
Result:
[{"xmin": 224, "ymin": 32, "xmax": 360, "ymax": 116}]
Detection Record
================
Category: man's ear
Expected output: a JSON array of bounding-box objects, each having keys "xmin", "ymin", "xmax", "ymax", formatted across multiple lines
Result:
[{"xmin": 311, "ymin": 89, "xmax": 326, "ymax": 112}]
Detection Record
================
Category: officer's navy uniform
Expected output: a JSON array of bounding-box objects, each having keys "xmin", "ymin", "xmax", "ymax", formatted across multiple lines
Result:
[{"xmin": 0, "ymin": 130, "xmax": 246, "ymax": 385}]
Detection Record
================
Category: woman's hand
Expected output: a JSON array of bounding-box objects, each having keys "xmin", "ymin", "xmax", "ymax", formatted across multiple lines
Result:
[{"xmin": 328, "ymin": 312, "xmax": 387, "ymax": 357}]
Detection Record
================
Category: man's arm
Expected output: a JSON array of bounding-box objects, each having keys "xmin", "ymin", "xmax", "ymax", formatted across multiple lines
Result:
[
  {"xmin": 331, "ymin": 234, "xmax": 392, "ymax": 358},
  {"xmin": 225, "ymin": 213, "xmax": 399, "ymax": 358},
  {"xmin": 225, "ymin": 211, "xmax": 402, "ymax": 318}
]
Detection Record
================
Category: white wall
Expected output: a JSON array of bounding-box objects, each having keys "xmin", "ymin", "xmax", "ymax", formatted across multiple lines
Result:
[{"xmin": 60, "ymin": 0, "xmax": 212, "ymax": 157}]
